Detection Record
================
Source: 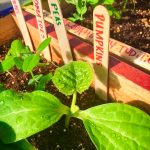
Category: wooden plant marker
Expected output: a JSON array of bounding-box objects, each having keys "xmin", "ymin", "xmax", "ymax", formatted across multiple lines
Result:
[
  {"xmin": 48, "ymin": 0, "xmax": 73, "ymax": 64},
  {"xmin": 24, "ymin": 5, "xmax": 150, "ymax": 72},
  {"xmin": 93, "ymin": 5, "xmax": 110, "ymax": 101},
  {"xmin": 33, "ymin": 0, "xmax": 51, "ymax": 61},
  {"xmin": 11, "ymin": 0, "xmax": 33, "ymax": 51}
]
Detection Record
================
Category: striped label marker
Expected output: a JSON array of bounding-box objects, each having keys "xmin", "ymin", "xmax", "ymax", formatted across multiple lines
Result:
[
  {"xmin": 48, "ymin": 0, "xmax": 73, "ymax": 64},
  {"xmin": 93, "ymin": 5, "xmax": 110, "ymax": 101},
  {"xmin": 11, "ymin": 0, "xmax": 33, "ymax": 51},
  {"xmin": 33, "ymin": 0, "xmax": 51, "ymax": 60}
]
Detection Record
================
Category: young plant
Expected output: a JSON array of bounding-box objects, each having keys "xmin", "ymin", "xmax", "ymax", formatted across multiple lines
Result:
[
  {"xmin": 0, "ymin": 61, "xmax": 150, "ymax": 150},
  {"xmin": 0, "ymin": 38, "xmax": 52, "ymax": 90},
  {"xmin": 64, "ymin": 0, "xmax": 120, "ymax": 22}
]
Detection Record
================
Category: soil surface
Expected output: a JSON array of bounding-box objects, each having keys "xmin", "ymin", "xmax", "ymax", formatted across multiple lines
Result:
[
  {"xmin": 111, "ymin": 0, "xmax": 150, "ymax": 53},
  {"xmin": 70, "ymin": 0, "xmax": 150, "ymax": 53}
]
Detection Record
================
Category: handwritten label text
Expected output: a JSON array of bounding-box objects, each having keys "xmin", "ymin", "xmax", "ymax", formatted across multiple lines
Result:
[
  {"xmin": 94, "ymin": 14, "xmax": 105, "ymax": 65},
  {"xmin": 51, "ymin": 3, "xmax": 61, "ymax": 25},
  {"xmin": 33, "ymin": 0, "xmax": 45, "ymax": 39}
]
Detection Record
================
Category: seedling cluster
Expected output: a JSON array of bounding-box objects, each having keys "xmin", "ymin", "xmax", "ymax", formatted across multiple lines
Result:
[
  {"xmin": 64, "ymin": 0, "xmax": 121, "ymax": 22},
  {"xmin": 0, "ymin": 38, "xmax": 52, "ymax": 91}
]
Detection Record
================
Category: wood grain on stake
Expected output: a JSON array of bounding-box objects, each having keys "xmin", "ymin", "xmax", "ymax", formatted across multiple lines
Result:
[
  {"xmin": 48, "ymin": 0, "xmax": 73, "ymax": 64},
  {"xmin": 11, "ymin": 0, "xmax": 33, "ymax": 51},
  {"xmin": 23, "ymin": 5, "xmax": 150, "ymax": 72},
  {"xmin": 33, "ymin": 0, "xmax": 51, "ymax": 60},
  {"xmin": 93, "ymin": 6, "xmax": 110, "ymax": 101}
]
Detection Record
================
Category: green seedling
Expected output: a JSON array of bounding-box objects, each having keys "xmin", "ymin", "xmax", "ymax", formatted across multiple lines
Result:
[
  {"xmin": 65, "ymin": 0, "xmax": 120, "ymax": 22},
  {"xmin": 28, "ymin": 73, "xmax": 53, "ymax": 90},
  {"xmin": 0, "ymin": 61, "xmax": 150, "ymax": 150},
  {"xmin": 0, "ymin": 38, "xmax": 51, "ymax": 89}
]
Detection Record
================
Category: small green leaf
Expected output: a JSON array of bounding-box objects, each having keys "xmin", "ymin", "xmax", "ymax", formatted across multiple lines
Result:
[
  {"xmin": 76, "ymin": 0, "xmax": 87, "ymax": 17},
  {"xmin": 36, "ymin": 38, "xmax": 51, "ymax": 54},
  {"xmin": 0, "ymin": 139, "xmax": 35, "ymax": 150},
  {"xmin": 52, "ymin": 61, "xmax": 93, "ymax": 95},
  {"xmin": 28, "ymin": 74, "xmax": 43, "ymax": 85},
  {"xmin": 0, "ymin": 83, "xmax": 5, "ymax": 92},
  {"xmin": 36, "ymin": 73, "xmax": 53, "ymax": 90},
  {"xmin": 68, "ymin": 12, "xmax": 83, "ymax": 22},
  {"xmin": 78, "ymin": 103, "xmax": 150, "ymax": 150},
  {"xmin": 6, "ymin": 40, "xmax": 25, "ymax": 58},
  {"xmin": 22, "ymin": 54, "xmax": 40, "ymax": 72},
  {"xmin": 14, "ymin": 57, "xmax": 23, "ymax": 70},
  {"xmin": 87, "ymin": 0, "xmax": 99, "ymax": 5},
  {"xmin": 21, "ymin": 47, "xmax": 31, "ymax": 54},
  {"xmin": 0, "ymin": 90, "xmax": 69, "ymax": 143},
  {"xmin": 0, "ymin": 57, "xmax": 15, "ymax": 72}
]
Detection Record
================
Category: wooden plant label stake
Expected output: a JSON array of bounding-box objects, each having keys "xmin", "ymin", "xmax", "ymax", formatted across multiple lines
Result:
[
  {"xmin": 48, "ymin": 0, "xmax": 73, "ymax": 64},
  {"xmin": 93, "ymin": 5, "xmax": 110, "ymax": 101},
  {"xmin": 11, "ymin": 0, "xmax": 33, "ymax": 51},
  {"xmin": 24, "ymin": 6, "xmax": 150, "ymax": 72},
  {"xmin": 33, "ymin": 0, "xmax": 51, "ymax": 61}
]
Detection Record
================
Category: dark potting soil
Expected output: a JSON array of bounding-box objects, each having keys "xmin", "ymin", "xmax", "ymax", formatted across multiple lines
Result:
[
  {"xmin": 0, "ymin": 42, "xmax": 101, "ymax": 150},
  {"xmin": 67, "ymin": 0, "xmax": 150, "ymax": 54},
  {"xmin": 111, "ymin": 0, "xmax": 150, "ymax": 53}
]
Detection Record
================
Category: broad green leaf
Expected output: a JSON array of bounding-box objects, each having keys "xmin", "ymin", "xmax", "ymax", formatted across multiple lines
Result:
[
  {"xmin": 22, "ymin": 54, "xmax": 40, "ymax": 72},
  {"xmin": 0, "ymin": 56, "xmax": 15, "ymax": 72},
  {"xmin": 78, "ymin": 103, "xmax": 150, "ymax": 150},
  {"xmin": 36, "ymin": 73, "xmax": 53, "ymax": 90},
  {"xmin": 28, "ymin": 74, "xmax": 43, "ymax": 85},
  {"xmin": 6, "ymin": 40, "xmax": 25, "ymax": 58},
  {"xmin": 36, "ymin": 38, "xmax": 51, "ymax": 54},
  {"xmin": 0, "ymin": 90, "xmax": 69, "ymax": 143},
  {"xmin": 0, "ymin": 139, "xmax": 35, "ymax": 150},
  {"xmin": 52, "ymin": 61, "xmax": 93, "ymax": 95}
]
